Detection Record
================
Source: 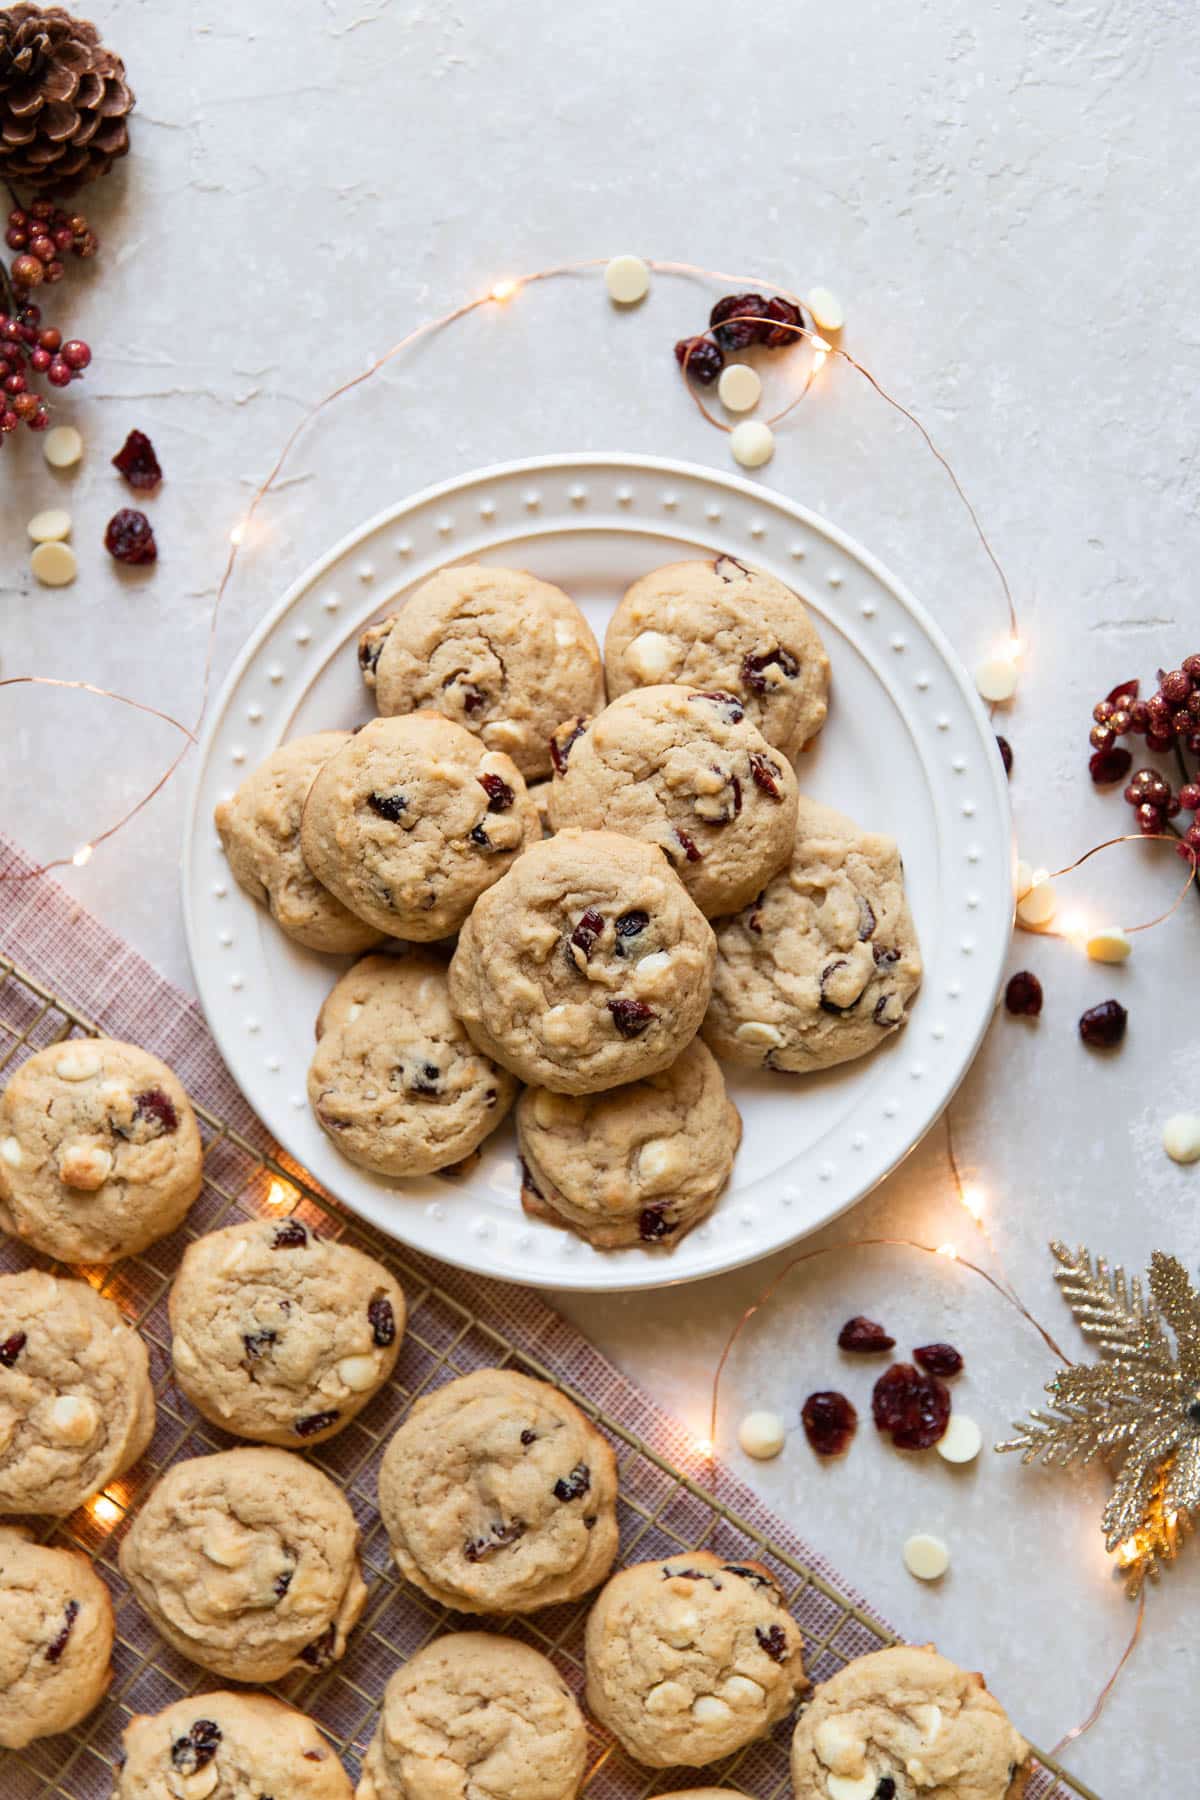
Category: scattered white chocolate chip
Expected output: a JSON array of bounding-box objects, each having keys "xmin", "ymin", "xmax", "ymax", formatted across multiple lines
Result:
[
  {"xmin": 645, "ymin": 1679, "xmax": 689, "ymax": 1714},
  {"xmin": 1015, "ymin": 871, "xmax": 1056, "ymax": 928},
  {"xmin": 806, "ymin": 286, "xmax": 846, "ymax": 333},
  {"xmin": 533, "ymin": 1088, "xmax": 576, "ymax": 1128},
  {"xmin": 1014, "ymin": 859, "xmax": 1033, "ymax": 901},
  {"xmin": 909, "ymin": 1703, "xmax": 943, "ymax": 1743},
  {"xmin": 0, "ymin": 1136, "xmax": 21, "ymax": 1169},
  {"xmin": 625, "ymin": 629, "xmax": 676, "ymax": 683},
  {"xmin": 737, "ymin": 1409, "xmax": 785, "ymax": 1460},
  {"xmin": 553, "ymin": 621, "xmax": 577, "ymax": 649},
  {"xmin": 27, "ymin": 507, "xmax": 71, "ymax": 543},
  {"xmin": 55, "ymin": 1045, "xmax": 101, "ymax": 1081},
  {"xmin": 30, "ymin": 540, "xmax": 77, "ymax": 587},
  {"xmin": 632, "ymin": 950, "xmax": 672, "ymax": 993},
  {"xmin": 57, "ymin": 1142, "xmax": 113, "ymax": 1191},
  {"xmin": 730, "ymin": 419, "xmax": 775, "ymax": 468},
  {"xmin": 659, "ymin": 1604, "xmax": 700, "ymax": 1648},
  {"xmin": 902, "ymin": 1532, "xmax": 950, "ymax": 1581},
  {"xmin": 814, "ymin": 1717, "xmax": 865, "ymax": 1775},
  {"xmin": 721, "ymin": 1674, "xmax": 765, "ymax": 1706},
  {"xmin": 1086, "ymin": 925, "xmax": 1131, "ymax": 964},
  {"xmin": 43, "ymin": 424, "xmax": 82, "ymax": 469},
  {"xmin": 638, "ymin": 1137, "xmax": 685, "ymax": 1186},
  {"xmin": 202, "ymin": 1523, "xmax": 251, "ymax": 1568},
  {"xmin": 605, "ymin": 254, "xmax": 650, "ymax": 304},
  {"xmin": 936, "ymin": 1414, "xmax": 982, "ymax": 1464},
  {"xmin": 345, "ymin": 1003, "xmax": 364, "ymax": 1022},
  {"xmin": 541, "ymin": 1003, "xmax": 586, "ymax": 1046},
  {"xmin": 175, "ymin": 1764, "xmax": 219, "ymax": 1800},
  {"xmin": 974, "ymin": 656, "xmax": 1018, "ymax": 704},
  {"xmin": 47, "ymin": 1395, "xmax": 98, "ymax": 1446},
  {"xmin": 336, "ymin": 1354, "xmax": 380, "ymax": 1393},
  {"xmin": 691, "ymin": 1695, "xmax": 732, "ymax": 1724},
  {"xmin": 220, "ymin": 1238, "xmax": 248, "ymax": 1272},
  {"xmin": 480, "ymin": 718, "xmax": 525, "ymax": 752},
  {"xmin": 735, "ymin": 1020, "xmax": 784, "ymax": 1049},
  {"xmin": 826, "ymin": 1775, "xmax": 878, "ymax": 1800},
  {"xmin": 172, "ymin": 1337, "xmax": 199, "ymax": 1374},
  {"xmin": 717, "ymin": 362, "xmax": 762, "ymax": 413},
  {"xmin": 1163, "ymin": 1113, "xmax": 1200, "ymax": 1165}
]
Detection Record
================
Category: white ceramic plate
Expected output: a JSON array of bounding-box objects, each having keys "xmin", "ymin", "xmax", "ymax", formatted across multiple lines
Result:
[{"xmin": 183, "ymin": 454, "xmax": 1013, "ymax": 1291}]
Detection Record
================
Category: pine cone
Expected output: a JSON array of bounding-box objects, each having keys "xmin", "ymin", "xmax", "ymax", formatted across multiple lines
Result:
[{"xmin": 0, "ymin": 4, "xmax": 133, "ymax": 192}]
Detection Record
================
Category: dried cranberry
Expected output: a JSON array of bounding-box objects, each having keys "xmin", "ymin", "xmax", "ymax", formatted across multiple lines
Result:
[
  {"xmin": 801, "ymin": 1390, "xmax": 857, "ymax": 1456},
  {"xmin": 724, "ymin": 1563, "xmax": 774, "ymax": 1590},
  {"xmin": 111, "ymin": 428, "xmax": 162, "ymax": 491},
  {"xmin": 688, "ymin": 689, "xmax": 745, "ymax": 722},
  {"xmin": 996, "ymin": 734, "xmax": 1013, "ymax": 777},
  {"xmin": 295, "ymin": 1409, "xmax": 339, "ymax": 1438},
  {"xmin": 875, "ymin": 1783, "xmax": 897, "ymax": 1800},
  {"xmin": 242, "ymin": 1329, "xmax": 277, "ymax": 1360},
  {"xmin": 44, "ymin": 1598, "xmax": 79, "ymax": 1663},
  {"xmin": 549, "ymin": 718, "xmax": 588, "ymax": 774},
  {"xmin": 368, "ymin": 1295, "xmax": 396, "ymax": 1347},
  {"xmin": 673, "ymin": 826, "xmax": 702, "ymax": 862},
  {"xmin": 367, "ymin": 791, "xmax": 407, "ymax": 822},
  {"xmin": 409, "ymin": 1061, "xmax": 441, "ymax": 1097},
  {"xmin": 299, "ymin": 1624, "xmax": 337, "ymax": 1669},
  {"xmin": 1088, "ymin": 746, "xmax": 1133, "ymax": 785},
  {"xmin": 710, "ymin": 291, "xmax": 771, "ymax": 350},
  {"xmin": 274, "ymin": 1567, "xmax": 293, "ymax": 1599},
  {"xmin": 553, "ymin": 1461, "xmax": 590, "ymax": 1501},
  {"xmin": 358, "ymin": 633, "xmax": 385, "ymax": 674},
  {"xmin": 871, "ymin": 1362, "xmax": 951, "ymax": 1450},
  {"xmin": 873, "ymin": 945, "xmax": 899, "ymax": 966},
  {"xmin": 272, "ymin": 1220, "xmax": 309, "ymax": 1249},
  {"xmin": 463, "ymin": 1519, "xmax": 525, "ymax": 1560},
  {"xmin": 748, "ymin": 751, "xmax": 784, "ymax": 799},
  {"xmin": 837, "ymin": 1315, "xmax": 895, "ymax": 1354},
  {"xmin": 134, "ymin": 1087, "xmax": 178, "ymax": 1134},
  {"xmin": 469, "ymin": 823, "xmax": 493, "ymax": 849},
  {"xmin": 520, "ymin": 1428, "xmax": 537, "ymax": 1445},
  {"xmin": 741, "ymin": 646, "xmax": 800, "ymax": 693},
  {"xmin": 818, "ymin": 959, "xmax": 858, "ymax": 1014},
  {"xmin": 478, "ymin": 772, "xmax": 514, "ymax": 813},
  {"xmin": 856, "ymin": 896, "xmax": 877, "ymax": 940},
  {"xmin": 639, "ymin": 1204, "xmax": 675, "ymax": 1241},
  {"xmin": 170, "ymin": 1720, "xmax": 221, "ymax": 1774},
  {"xmin": 914, "ymin": 1342, "xmax": 963, "ymax": 1377},
  {"xmin": 1079, "ymin": 999, "xmax": 1127, "ymax": 1048},
  {"xmin": 460, "ymin": 682, "xmax": 486, "ymax": 715},
  {"xmin": 761, "ymin": 295, "xmax": 805, "ymax": 348},
  {"xmin": 1005, "ymin": 971, "xmax": 1043, "ymax": 1016},
  {"xmin": 756, "ymin": 1623, "xmax": 789, "ymax": 1662},
  {"xmin": 570, "ymin": 907, "xmax": 605, "ymax": 959},
  {"xmin": 608, "ymin": 997, "xmax": 656, "ymax": 1037},
  {"xmin": 104, "ymin": 507, "xmax": 157, "ymax": 564},
  {"xmin": 615, "ymin": 909, "xmax": 648, "ymax": 938},
  {"xmin": 674, "ymin": 334, "xmax": 724, "ymax": 384},
  {"xmin": 0, "ymin": 1331, "xmax": 26, "ymax": 1367}
]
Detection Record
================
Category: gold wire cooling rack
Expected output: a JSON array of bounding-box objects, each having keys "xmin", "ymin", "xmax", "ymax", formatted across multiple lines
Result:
[{"xmin": 0, "ymin": 952, "xmax": 1093, "ymax": 1800}]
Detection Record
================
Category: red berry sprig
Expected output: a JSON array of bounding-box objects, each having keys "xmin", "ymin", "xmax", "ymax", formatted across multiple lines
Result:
[
  {"xmin": 0, "ymin": 304, "xmax": 90, "ymax": 438},
  {"xmin": 1086, "ymin": 656, "xmax": 1200, "ymax": 863},
  {"xmin": 6, "ymin": 200, "xmax": 98, "ymax": 293}
]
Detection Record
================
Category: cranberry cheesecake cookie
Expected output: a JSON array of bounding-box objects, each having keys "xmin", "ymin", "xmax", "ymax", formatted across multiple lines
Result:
[
  {"xmin": 704, "ymin": 797, "xmax": 922, "ymax": 1073},
  {"xmin": 116, "ymin": 1691, "xmax": 353, "ymax": 1799},
  {"xmin": 605, "ymin": 557, "xmax": 830, "ymax": 760},
  {"xmin": 584, "ymin": 1549, "xmax": 807, "ymax": 1767},
  {"xmin": 301, "ymin": 712, "xmax": 539, "ymax": 941},
  {"xmin": 358, "ymin": 562, "xmax": 605, "ymax": 782},
  {"xmin": 357, "ymin": 1632, "xmax": 588, "ymax": 1800},
  {"xmin": 214, "ymin": 732, "xmax": 382, "ymax": 955},
  {"xmin": 168, "ymin": 1216, "xmax": 405, "ymax": 1447},
  {"xmin": 0, "ymin": 1525, "xmax": 114, "ymax": 1747},
  {"xmin": 308, "ymin": 952, "xmax": 518, "ymax": 1177},
  {"xmin": 119, "ymin": 1447, "xmax": 367, "ymax": 1682},
  {"xmin": 517, "ymin": 1040, "xmax": 741, "ymax": 1250},
  {"xmin": 547, "ymin": 686, "xmax": 798, "ymax": 918},
  {"xmin": 0, "ymin": 1269, "xmax": 155, "ymax": 1517},
  {"xmin": 449, "ymin": 830, "xmax": 715, "ymax": 1095},
  {"xmin": 378, "ymin": 1367, "xmax": 618, "ymax": 1613},
  {"xmin": 790, "ymin": 1646, "xmax": 1032, "ymax": 1800},
  {"xmin": 0, "ymin": 1038, "xmax": 203, "ymax": 1264}
]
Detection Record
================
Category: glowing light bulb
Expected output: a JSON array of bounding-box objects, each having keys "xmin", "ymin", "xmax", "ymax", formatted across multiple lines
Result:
[
  {"xmin": 1060, "ymin": 911, "xmax": 1089, "ymax": 946},
  {"xmin": 72, "ymin": 843, "xmax": 93, "ymax": 867},
  {"xmin": 266, "ymin": 1179, "xmax": 294, "ymax": 1211},
  {"xmin": 1004, "ymin": 636, "xmax": 1026, "ymax": 663},
  {"xmin": 91, "ymin": 1494, "xmax": 121, "ymax": 1525},
  {"xmin": 810, "ymin": 334, "xmax": 832, "ymax": 354},
  {"xmin": 490, "ymin": 279, "xmax": 518, "ymax": 303},
  {"xmin": 692, "ymin": 1436, "xmax": 714, "ymax": 1459},
  {"xmin": 936, "ymin": 1243, "xmax": 959, "ymax": 1260},
  {"xmin": 960, "ymin": 1185, "xmax": 985, "ymax": 1222}
]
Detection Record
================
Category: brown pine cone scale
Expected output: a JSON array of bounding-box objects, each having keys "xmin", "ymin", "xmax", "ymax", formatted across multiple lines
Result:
[{"xmin": 0, "ymin": 4, "xmax": 133, "ymax": 191}]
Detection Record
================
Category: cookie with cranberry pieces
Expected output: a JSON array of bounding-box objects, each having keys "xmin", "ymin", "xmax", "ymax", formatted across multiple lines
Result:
[
  {"xmin": 605, "ymin": 557, "xmax": 830, "ymax": 760},
  {"xmin": 704, "ymin": 797, "xmax": 922, "ymax": 1073},
  {"xmin": 168, "ymin": 1216, "xmax": 405, "ymax": 1447},
  {"xmin": 214, "ymin": 732, "xmax": 383, "ymax": 955},
  {"xmin": 377, "ymin": 1367, "xmax": 618, "ymax": 1613},
  {"xmin": 790, "ymin": 1645, "xmax": 1031, "ymax": 1800},
  {"xmin": 0, "ymin": 1525, "xmax": 114, "ymax": 1748},
  {"xmin": 358, "ymin": 562, "xmax": 604, "ymax": 781},
  {"xmin": 308, "ymin": 952, "xmax": 518, "ymax": 1177},
  {"xmin": 300, "ymin": 712, "xmax": 540, "ymax": 941},
  {"xmin": 449, "ymin": 829, "xmax": 715, "ymax": 1094},
  {"xmin": 115, "ymin": 1689, "xmax": 353, "ymax": 1799},
  {"xmin": 0, "ymin": 1037, "xmax": 203, "ymax": 1264}
]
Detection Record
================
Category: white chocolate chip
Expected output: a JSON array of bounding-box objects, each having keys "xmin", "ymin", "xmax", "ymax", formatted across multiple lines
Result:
[
  {"xmin": 202, "ymin": 1523, "xmax": 251, "ymax": 1568},
  {"xmin": 173, "ymin": 1337, "xmax": 199, "ymax": 1374},
  {"xmin": 220, "ymin": 1239, "xmax": 248, "ymax": 1272},
  {"xmin": 632, "ymin": 951, "xmax": 672, "ymax": 995},
  {"xmin": 735, "ymin": 1020, "xmax": 784, "ymax": 1049},
  {"xmin": 625, "ymin": 630, "xmax": 676, "ymax": 683},
  {"xmin": 178, "ymin": 1766, "xmax": 220, "ymax": 1800},
  {"xmin": 721, "ymin": 1674, "xmax": 765, "ymax": 1706},
  {"xmin": 903, "ymin": 1532, "xmax": 950, "ymax": 1580},
  {"xmin": 814, "ymin": 1718, "xmax": 866, "ymax": 1776},
  {"xmin": 905, "ymin": 1760, "xmax": 932, "ymax": 1786},
  {"xmin": 57, "ymin": 1142, "xmax": 112, "ymax": 1191},
  {"xmin": 43, "ymin": 424, "xmax": 82, "ymax": 469},
  {"xmin": 605, "ymin": 254, "xmax": 650, "ymax": 304},
  {"xmin": 1014, "ymin": 859, "xmax": 1033, "ymax": 901},
  {"xmin": 737, "ymin": 1409, "xmax": 786, "ymax": 1459},
  {"xmin": 1163, "ymin": 1113, "xmax": 1200, "ymax": 1165},
  {"xmin": 645, "ymin": 1679, "xmax": 689, "ymax": 1714},
  {"xmin": 638, "ymin": 1137, "xmax": 685, "ymax": 1187},
  {"xmin": 936, "ymin": 1414, "xmax": 982, "ymax": 1464},
  {"xmin": 541, "ymin": 1003, "xmax": 587, "ymax": 1047},
  {"xmin": 55, "ymin": 1045, "xmax": 101, "ymax": 1081},
  {"xmin": 826, "ymin": 1775, "xmax": 878, "ymax": 1800},
  {"xmin": 730, "ymin": 419, "xmax": 775, "ymax": 468},
  {"xmin": 909, "ymin": 1702, "xmax": 943, "ymax": 1743},
  {"xmin": 1086, "ymin": 925, "xmax": 1131, "ymax": 964},
  {"xmin": 691, "ymin": 1695, "xmax": 732, "ymax": 1724},
  {"xmin": 974, "ymin": 656, "xmax": 1018, "ymax": 704},
  {"xmin": 481, "ymin": 718, "xmax": 526, "ymax": 752},
  {"xmin": 1, "ymin": 1137, "xmax": 21, "ymax": 1169},
  {"xmin": 658, "ymin": 1605, "xmax": 700, "ymax": 1647},
  {"xmin": 533, "ymin": 1088, "xmax": 578, "ymax": 1128},
  {"xmin": 27, "ymin": 507, "xmax": 71, "ymax": 543},
  {"xmin": 346, "ymin": 1003, "xmax": 363, "ymax": 1022},
  {"xmin": 1015, "ymin": 873, "xmax": 1056, "ymax": 928},
  {"xmin": 718, "ymin": 362, "xmax": 762, "ymax": 413},
  {"xmin": 336, "ymin": 1354, "xmax": 380, "ymax": 1393},
  {"xmin": 553, "ymin": 621, "xmax": 577, "ymax": 649},
  {"xmin": 30, "ymin": 539, "xmax": 77, "ymax": 587},
  {"xmin": 47, "ymin": 1395, "xmax": 98, "ymax": 1446},
  {"xmin": 807, "ymin": 286, "xmax": 846, "ymax": 333}
]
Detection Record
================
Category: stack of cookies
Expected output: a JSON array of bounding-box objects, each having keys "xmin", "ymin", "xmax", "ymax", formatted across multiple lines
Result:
[{"xmin": 215, "ymin": 554, "xmax": 923, "ymax": 1251}]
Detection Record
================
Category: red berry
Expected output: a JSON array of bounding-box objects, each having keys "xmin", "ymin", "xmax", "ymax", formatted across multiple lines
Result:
[
  {"xmin": 0, "ymin": 410, "xmax": 18, "ymax": 432},
  {"xmin": 60, "ymin": 339, "xmax": 90, "ymax": 370},
  {"xmin": 28, "ymin": 233, "xmax": 54, "ymax": 262},
  {"xmin": 29, "ymin": 347, "xmax": 49, "ymax": 372},
  {"xmin": 51, "ymin": 226, "xmax": 73, "ymax": 253},
  {"xmin": 1144, "ymin": 729, "xmax": 1172, "ymax": 754},
  {"xmin": 105, "ymin": 508, "xmax": 158, "ymax": 565},
  {"xmin": 1136, "ymin": 801, "xmax": 1164, "ymax": 834},
  {"xmin": 27, "ymin": 408, "xmax": 49, "ymax": 431},
  {"xmin": 4, "ymin": 226, "xmax": 26, "ymax": 249},
  {"xmin": 3, "ymin": 372, "xmax": 24, "ymax": 394},
  {"xmin": 6, "ymin": 208, "xmax": 24, "ymax": 228},
  {"xmin": 1181, "ymin": 784, "xmax": 1200, "ymax": 812},
  {"xmin": 38, "ymin": 328, "xmax": 61, "ymax": 352},
  {"xmin": 43, "ymin": 260, "xmax": 64, "ymax": 284},
  {"xmin": 1128, "ymin": 700, "xmax": 1150, "ymax": 732},
  {"xmin": 1088, "ymin": 723, "xmax": 1114, "ymax": 751},
  {"xmin": 11, "ymin": 254, "xmax": 42, "ymax": 288},
  {"xmin": 1106, "ymin": 677, "xmax": 1139, "ymax": 705},
  {"xmin": 1161, "ymin": 669, "xmax": 1191, "ymax": 705},
  {"xmin": 1005, "ymin": 970, "xmax": 1043, "ymax": 1016},
  {"xmin": 1184, "ymin": 823, "xmax": 1200, "ymax": 854},
  {"xmin": 46, "ymin": 358, "xmax": 71, "ymax": 387},
  {"xmin": 1092, "ymin": 700, "xmax": 1113, "ymax": 724},
  {"xmin": 1109, "ymin": 708, "xmax": 1132, "ymax": 735},
  {"xmin": 12, "ymin": 392, "xmax": 37, "ymax": 419}
]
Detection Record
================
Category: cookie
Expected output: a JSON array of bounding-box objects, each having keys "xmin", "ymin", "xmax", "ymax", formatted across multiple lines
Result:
[
  {"xmin": 0, "ymin": 1269, "xmax": 155, "ymax": 1517},
  {"xmin": 378, "ymin": 1367, "xmax": 619, "ymax": 1613},
  {"xmin": 703, "ymin": 797, "xmax": 922, "ymax": 1073},
  {"xmin": 528, "ymin": 781, "xmax": 555, "ymax": 838},
  {"xmin": 605, "ymin": 558, "xmax": 830, "ymax": 760},
  {"xmin": 0, "ymin": 1525, "xmax": 113, "ymax": 1748},
  {"xmin": 168, "ymin": 1216, "xmax": 405, "ymax": 1447},
  {"xmin": 790, "ymin": 1646, "xmax": 1032, "ymax": 1800},
  {"xmin": 448, "ymin": 830, "xmax": 715, "ymax": 1095},
  {"xmin": 214, "ymin": 732, "xmax": 383, "ymax": 955},
  {"xmin": 0, "ymin": 1038, "xmax": 203, "ymax": 1265},
  {"xmin": 547, "ymin": 686, "xmax": 798, "ymax": 917},
  {"xmin": 115, "ymin": 1690, "xmax": 353, "ymax": 1799},
  {"xmin": 584, "ymin": 1549, "xmax": 807, "ymax": 1767},
  {"xmin": 358, "ymin": 563, "xmax": 605, "ymax": 781},
  {"xmin": 119, "ymin": 1446, "xmax": 367, "ymax": 1682},
  {"xmin": 300, "ymin": 713, "xmax": 540, "ymax": 941},
  {"xmin": 308, "ymin": 953, "xmax": 518, "ymax": 1177},
  {"xmin": 517, "ymin": 1039, "xmax": 741, "ymax": 1250},
  {"xmin": 357, "ymin": 1631, "xmax": 588, "ymax": 1800}
]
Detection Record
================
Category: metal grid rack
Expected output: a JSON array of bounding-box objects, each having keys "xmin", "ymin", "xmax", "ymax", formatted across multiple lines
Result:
[{"xmin": 0, "ymin": 953, "xmax": 1092, "ymax": 1800}]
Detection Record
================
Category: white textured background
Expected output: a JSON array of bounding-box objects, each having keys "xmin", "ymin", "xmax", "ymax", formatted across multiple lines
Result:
[{"xmin": 6, "ymin": 1, "xmax": 1200, "ymax": 1789}]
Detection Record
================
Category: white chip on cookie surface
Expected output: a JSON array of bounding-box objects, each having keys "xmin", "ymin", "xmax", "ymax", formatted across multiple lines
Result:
[
  {"xmin": 54, "ymin": 1045, "xmax": 101, "ymax": 1081},
  {"xmin": 625, "ymin": 629, "xmax": 676, "ymax": 683},
  {"xmin": 825, "ymin": 1774, "xmax": 878, "ymax": 1800},
  {"xmin": 902, "ymin": 1532, "xmax": 950, "ymax": 1580},
  {"xmin": 47, "ymin": 1394, "xmax": 99, "ymax": 1445},
  {"xmin": 0, "ymin": 1136, "xmax": 21, "ymax": 1168},
  {"xmin": 735, "ymin": 1020, "xmax": 784, "ymax": 1049}
]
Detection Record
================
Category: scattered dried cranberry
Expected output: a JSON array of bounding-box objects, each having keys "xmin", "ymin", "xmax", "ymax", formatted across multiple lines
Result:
[
  {"xmin": 272, "ymin": 1220, "xmax": 309, "ymax": 1249},
  {"xmin": 710, "ymin": 292, "xmax": 772, "ymax": 350},
  {"xmin": 856, "ymin": 896, "xmax": 877, "ymax": 941},
  {"xmin": 756, "ymin": 1623, "xmax": 789, "ymax": 1662},
  {"xmin": 873, "ymin": 945, "xmax": 899, "ymax": 966},
  {"xmin": 299, "ymin": 1624, "xmax": 337, "ymax": 1669},
  {"xmin": 1079, "ymin": 999, "xmax": 1127, "ymax": 1049},
  {"xmin": 468, "ymin": 823, "xmax": 494, "ymax": 850},
  {"xmin": 242, "ymin": 1329, "xmax": 277, "ymax": 1359},
  {"xmin": 463, "ymin": 1519, "xmax": 525, "ymax": 1561},
  {"xmin": 367, "ymin": 790, "xmax": 407, "ymax": 822},
  {"xmin": 872, "ymin": 1362, "xmax": 951, "ymax": 1450},
  {"xmin": 477, "ymin": 772, "xmax": 514, "ymax": 813},
  {"xmin": 1004, "ymin": 971, "xmax": 1043, "ymax": 1017},
  {"xmin": 170, "ymin": 1720, "xmax": 221, "ymax": 1774},
  {"xmin": 520, "ymin": 1427, "xmax": 537, "ymax": 1445},
  {"xmin": 837, "ymin": 1315, "xmax": 895, "ymax": 1354},
  {"xmin": 0, "ymin": 1331, "xmax": 26, "ymax": 1368},
  {"xmin": 134, "ymin": 1088, "xmax": 178, "ymax": 1134},
  {"xmin": 615, "ymin": 909, "xmax": 648, "ymax": 939},
  {"xmin": 294, "ymin": 1409, "xmax": 339, "ymax": 1438},
  {"xmin": 673, "ymin": 826, "xmax": 702, "ymax": 862},
  {"xmin": 1088, "ymin": 745, "xmax": 1132, "ymax": 785},
  {"xmin": 875, "ymin": 1782, "xmax": 897, "ymax": 1800},
  {"xmin": 274, "ymin": 1567, "xmax": 293, "ymax": 1600},
  {"xmin": 104, "ymin": 506, "xmax": 157, "ymax": 564},
  {"xmin": 913, "ymin": 1342, "xmax": 963, "ymax": 1377},
  {"xmin": 689, "ymin": 689, "xmax": 745, "ymax": 722},
  {"xmin": 570, "ymin": 907, "xmax": 605, "ymax": 959},
  {"xmin": 111, "ymin": 428, "xmax": 162, "ymax": 491},
  {"xmin": 741, "ymin": 645, "xmax": 799, "ymax": 693},
  {"xmin": 608, "ymin": 997, "xmax": 655, "ymax": 1037},
  {"xmin": 553, "ymin": 1461, "xmax": 590, "ymax": 1502},
  {"xmin": 549, "ymin": 718, "xmax": 588, "ymax": 774},
  {"xmin": 44, "ymin": 1598, "xmax": 79, "ymax": 1663},
  {"xmin": 674, "ymin": 334, "xmax": 724, "ymax": 384},
  {"xmin": 801, "ymin": 1390, "xmax": 858, "ymax": 1456},
  {"xmin": 639, "ymin": 1204, "xmax": 675, "ymax": 1241},
  {"xmin": 748, "ymin": 751, "xmax": 783, "ymax": 799},
  {"xmin": 996, "ymin": 735, "xmax": 1013, "ymax": 776},
  {"xmin": 368, "ymin": 1295, "xmax": 396, "ymax": 1348},
  {"xmin": 760, "ymin": 294, "xmax": 805, "ymax": 348}
]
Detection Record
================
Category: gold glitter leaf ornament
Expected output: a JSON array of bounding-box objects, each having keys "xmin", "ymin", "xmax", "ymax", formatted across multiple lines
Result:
[{"xmin": 999, "ymin": 1243, "xmax": 1200, "ymax": 1593}]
